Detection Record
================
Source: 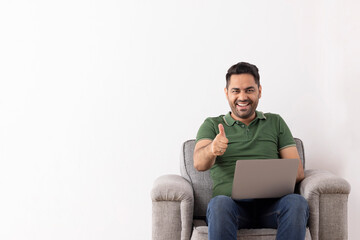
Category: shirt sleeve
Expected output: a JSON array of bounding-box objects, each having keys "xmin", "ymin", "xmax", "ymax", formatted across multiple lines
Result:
[
  {"xmin": 196, "ymin": 118, "xmax": 217, "ymax": 143},
  {"xmin": 277, "ymin": 115, "xmax": 296, "ymax": 150}
]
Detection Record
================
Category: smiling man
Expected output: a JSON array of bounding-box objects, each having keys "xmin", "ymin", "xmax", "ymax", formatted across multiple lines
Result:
[{"xmin": 193, "ymin": 62, "xmax": 309, "ymax": 240}]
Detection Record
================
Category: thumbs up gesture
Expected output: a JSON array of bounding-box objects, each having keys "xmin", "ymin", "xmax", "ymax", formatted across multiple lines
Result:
[{"xmin": 211, "ymin": 124, "xmax": 229, "ymax": 156}]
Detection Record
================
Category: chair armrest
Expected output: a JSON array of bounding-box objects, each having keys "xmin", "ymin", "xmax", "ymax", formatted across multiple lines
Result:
[
  {"xmin": 299, "ymin": 169, "xmax": 351, "ymax": 240},
  {"xmin": 151, "ymin": 174, "xmax": 194, "ymax": 240},
  {"xmin": 300, "ymin": 169, "xmax": 351, "ymax": 197}
]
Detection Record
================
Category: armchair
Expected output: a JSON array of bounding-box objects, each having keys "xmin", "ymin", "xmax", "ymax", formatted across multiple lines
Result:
[{"xmin": 151, "ymin": 138, "xmax": 351, "ymax": 240}]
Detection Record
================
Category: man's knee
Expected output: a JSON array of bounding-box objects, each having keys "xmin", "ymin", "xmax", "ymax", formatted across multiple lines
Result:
[
  {"xmin": 283, "ymin": 194, "xmax": 308, "ymax": 210},
  {"xmin": 208, "ymin": 195, "xmax": 234, "ymax": 213},
  {"xmin": 207, "ymin": 195, "xmax": 237, "ymax": 220},
  {"xmin": 280, "ymin": 194, "xmax": 309, "ymax": 219}
]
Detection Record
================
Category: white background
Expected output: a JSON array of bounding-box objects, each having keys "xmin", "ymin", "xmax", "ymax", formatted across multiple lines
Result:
[{"xmin": 0, "ymin": 0, "xmax": 359, "ymax": 239}]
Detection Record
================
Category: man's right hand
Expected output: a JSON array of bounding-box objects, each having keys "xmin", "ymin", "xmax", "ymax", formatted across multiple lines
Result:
[
  {"xmin": 211, "ymin": 124, "xmax": 229, "ymax": 156},
  {"xmin": 193, "ymin": 123, "xmax": 229, "ymax": 171}
]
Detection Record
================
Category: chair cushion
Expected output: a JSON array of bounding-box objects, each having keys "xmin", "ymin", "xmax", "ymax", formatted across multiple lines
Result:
[
  {"xmin": 190, "ymin": 220, "xmax": 311, "ymax": 240},
  {"xmin": 180, "ymin": 138, "xmax": 305, "ymax": 217}
]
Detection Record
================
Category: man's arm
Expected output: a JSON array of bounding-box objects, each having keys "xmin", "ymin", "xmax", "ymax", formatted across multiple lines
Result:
[
  {"xmin": 193, "ymin": 139, "xmax": 216, "ymax": 171},
  {"xmin": 194, "ymin": 124, "xmax": 228, "ymax": 171},
  {"xmin": 279, "ymin": 146, "xmax": 305, "ymax": 183}
]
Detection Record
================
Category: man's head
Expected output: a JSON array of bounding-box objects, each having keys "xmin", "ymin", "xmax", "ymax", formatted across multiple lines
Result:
[
  {"xmin": 224, "ymin": 62, "xmax": 262, "ymax": 124},
  {"xmin": 226, "ymin": 62, "xmax": 260, "ymax": 89}
]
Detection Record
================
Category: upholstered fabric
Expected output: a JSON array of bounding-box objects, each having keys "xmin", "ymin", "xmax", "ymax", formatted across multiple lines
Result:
[
  {"xmin": 299, "ymin": 169, "xmax": 351, "ymax": 240},
  {"xmin": 151, "ymin": 175, "xmax": 194, "ymax": 240},
  {"xmin": 151, "ymin": 138, "xmax": 351, "ymax": 240},
  {"xmin": 191, "ymin": 220, "xmax": 312, "ymax": 240},
  {"xmin": 180, "ymin": 140, "xmax": 212, "ymax": 217},
  {"xmin": 294, "ymin": 138, "xmax": 305, "ymax": 168}
]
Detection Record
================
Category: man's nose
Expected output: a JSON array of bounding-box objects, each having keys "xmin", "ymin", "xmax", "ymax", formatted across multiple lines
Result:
[{"xmin": 238, "ymin": 91, "xmax": 248, "ymax": 101}]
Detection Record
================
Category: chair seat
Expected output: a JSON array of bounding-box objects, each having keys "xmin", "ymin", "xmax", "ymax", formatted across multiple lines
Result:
[{"xmin": 191, "ymin": 219, "xmax": 312, "ymax": 240}]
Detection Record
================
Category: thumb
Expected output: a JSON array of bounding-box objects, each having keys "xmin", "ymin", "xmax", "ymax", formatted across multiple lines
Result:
[{"xmin": 218, "ymin": 124, "xmax": 226, "ymax": 137}]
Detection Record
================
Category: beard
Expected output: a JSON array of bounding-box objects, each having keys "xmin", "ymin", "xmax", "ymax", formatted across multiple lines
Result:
[{"xmin": 230, "ymin": 99, "xmax": 259, "ymax": 121}]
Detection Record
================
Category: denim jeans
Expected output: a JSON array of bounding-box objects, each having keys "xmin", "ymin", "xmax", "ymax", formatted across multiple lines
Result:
[{"xmin": 206, "ymin": 194, "xmax": 309, "ymax": 240}]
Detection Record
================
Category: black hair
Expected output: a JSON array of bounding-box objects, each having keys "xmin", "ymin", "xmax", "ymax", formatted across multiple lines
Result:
[{"xmin": 226, "ymin": 62, "xmax": 260, "ymax": 88}]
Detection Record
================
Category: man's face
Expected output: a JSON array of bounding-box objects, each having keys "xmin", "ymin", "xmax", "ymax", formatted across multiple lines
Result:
[{"xmin": 225, "ymin": 74, "xmax": 262, "ymax": 123}]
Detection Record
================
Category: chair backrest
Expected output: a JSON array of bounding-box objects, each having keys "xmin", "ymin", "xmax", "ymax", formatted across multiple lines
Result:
[{"xmin": 180, "ymin": 138, "xmax": 305, "ymax": 218}]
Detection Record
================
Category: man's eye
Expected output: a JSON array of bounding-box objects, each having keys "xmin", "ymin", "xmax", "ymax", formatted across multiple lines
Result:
[{"xmin": 246, "ymin": 89, "xmax": 255, "ymax": 93}]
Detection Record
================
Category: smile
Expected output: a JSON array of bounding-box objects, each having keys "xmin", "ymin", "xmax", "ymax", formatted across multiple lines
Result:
[
  {"xmin": 236, "ymin": 103, "xmax": 250, "ymax": 107},
  {"xmin": 237, "ymin": 103, "xmax": 250, "ymax": 107}
]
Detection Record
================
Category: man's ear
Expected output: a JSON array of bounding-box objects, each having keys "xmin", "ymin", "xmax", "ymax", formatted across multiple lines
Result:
[
  {"xmin": 224, "ymin": 87, "xmax": 229, "ymax": 100},
  {"xmin": 258, "ymin": 85, "xmax": 262, "ymax": 99}
]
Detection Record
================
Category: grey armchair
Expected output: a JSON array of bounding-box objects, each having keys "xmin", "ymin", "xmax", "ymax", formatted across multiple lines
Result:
[{"xmin": 151, "ymin": 138, "xmax": 351, "ymax": 240}]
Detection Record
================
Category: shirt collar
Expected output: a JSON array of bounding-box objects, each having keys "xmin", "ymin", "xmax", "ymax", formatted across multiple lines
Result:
[{"xmin": 223, "ymin": 111, "xmax": 266, "ymax": 126}]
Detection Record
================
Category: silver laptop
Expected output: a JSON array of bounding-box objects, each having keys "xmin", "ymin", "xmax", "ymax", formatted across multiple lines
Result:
[{"xmin": 231, "ymin": 159, "xmax": 298, "ymax": 200}]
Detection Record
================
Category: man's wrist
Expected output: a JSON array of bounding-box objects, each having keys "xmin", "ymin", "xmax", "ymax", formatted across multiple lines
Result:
[{"xmin": 207, "ymin": 142, "xmax": 217, "ymax": 157}]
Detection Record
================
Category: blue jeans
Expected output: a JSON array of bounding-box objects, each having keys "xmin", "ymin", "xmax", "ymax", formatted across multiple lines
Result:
[{"xmin": 206, "ymin": 194, "xmax": 309, "ymax": 240}]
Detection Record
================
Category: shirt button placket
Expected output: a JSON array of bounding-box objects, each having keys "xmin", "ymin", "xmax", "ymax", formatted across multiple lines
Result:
[{"xmin": 246, "ymin": 127, "xmax": 250, "ymax": 139}]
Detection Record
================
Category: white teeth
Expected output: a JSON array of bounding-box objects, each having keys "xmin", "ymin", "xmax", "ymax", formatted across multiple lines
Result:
[{"xmin": 237, "ymin": 103, "xmax": 248, "ymax": 107}]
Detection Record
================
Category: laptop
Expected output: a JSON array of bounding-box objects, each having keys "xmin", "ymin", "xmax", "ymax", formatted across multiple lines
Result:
[{"xmin": 231, "ymin": 159, "xmax": 298, "ymax": 200}]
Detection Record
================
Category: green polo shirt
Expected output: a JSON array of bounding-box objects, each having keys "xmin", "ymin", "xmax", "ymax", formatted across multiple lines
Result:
[{"xmin": 196, "ymin": 111, "xmax": 296, "ymax": 197}]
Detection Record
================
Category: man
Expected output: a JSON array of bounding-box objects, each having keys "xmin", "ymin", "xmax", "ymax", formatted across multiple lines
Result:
[{"xmin": 193, "ymin": 62, "xmax": 309, "ymax": 240}]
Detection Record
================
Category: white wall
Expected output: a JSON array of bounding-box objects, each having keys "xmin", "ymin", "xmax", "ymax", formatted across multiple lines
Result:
[{"xmin": 0, "ymin": 0, "xmax": 359, "ymax": 239}]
